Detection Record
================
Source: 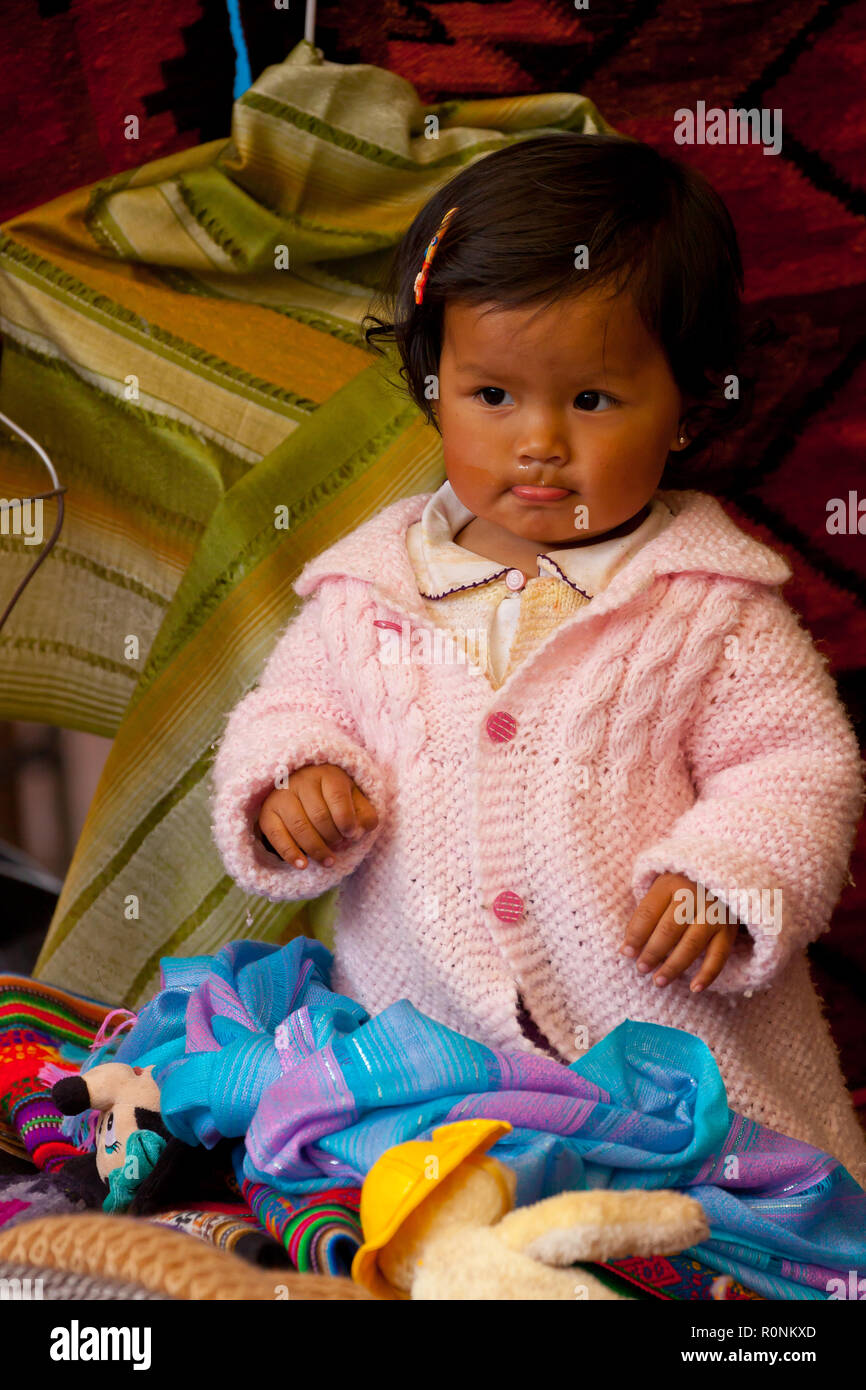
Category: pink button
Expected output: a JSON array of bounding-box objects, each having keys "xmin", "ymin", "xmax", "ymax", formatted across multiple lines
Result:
[
  {"xmin": 492, "ymin": 890, "xmax": 525, "ymax": 923},
  {"xmin": 486, "ymin": 711, "xmax": 517, "ymax": 742},
  {"xmin": 505, "ymin": 568, "xmax": 526, "ymax": 591}
]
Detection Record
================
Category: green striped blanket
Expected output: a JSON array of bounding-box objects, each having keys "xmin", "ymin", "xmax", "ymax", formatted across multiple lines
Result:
[{"xmin": 0, "ymin": 40, "xmax": 612, "ymax": 1007}]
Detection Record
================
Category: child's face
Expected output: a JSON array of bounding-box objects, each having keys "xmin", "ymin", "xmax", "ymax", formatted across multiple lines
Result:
[{"xmin": 436, "ymin": 286, "xmax": 687, "ymax": 545}]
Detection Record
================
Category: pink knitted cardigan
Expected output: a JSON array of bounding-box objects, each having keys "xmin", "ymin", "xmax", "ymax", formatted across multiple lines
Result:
[{"xmin": 211, "ymin": 488, "xmax": 866, "ymax": 1185}]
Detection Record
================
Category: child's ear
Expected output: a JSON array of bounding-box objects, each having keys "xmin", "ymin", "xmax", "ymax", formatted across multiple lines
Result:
[
  {"xmin": 671, "ymin": 409, "xmax": 694, "ymax": 451},
  {"xmin": 671, "ymin": 391, "xmax": 701, "ymax": 450}
]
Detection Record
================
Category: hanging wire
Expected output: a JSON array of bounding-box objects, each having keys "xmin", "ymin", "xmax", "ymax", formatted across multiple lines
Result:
[
  {"xmin": 305, "ymin": 0, "xmax": 317, "ymax": 46},
  {"xmin": 225, "ymin": 0, "xmax": 318, "ymax": 100},
  {"xmin": 0, "ymin": 410, "xmax": 66, "ymax": 636},
  {"xmin": 226, "ymin": 0, "xmax": 253, "ymax": 100}
]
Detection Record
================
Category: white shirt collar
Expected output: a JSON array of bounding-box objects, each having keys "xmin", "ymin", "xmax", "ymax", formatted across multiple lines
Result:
[{"xmin": 406, "ymin": 478, "xmax": 674, "ymax": 599}]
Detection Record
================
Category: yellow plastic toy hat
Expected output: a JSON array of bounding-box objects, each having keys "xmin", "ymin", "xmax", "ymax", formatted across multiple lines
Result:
[{"xmin": 352, "ymin": 1118, "xmax": 512, "ymax": 1299}]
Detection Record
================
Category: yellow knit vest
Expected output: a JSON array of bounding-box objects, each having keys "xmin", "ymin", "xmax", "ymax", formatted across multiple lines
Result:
[{"xmin": 421, "ymin": 575, "xmax": 591, "ymax": 690}]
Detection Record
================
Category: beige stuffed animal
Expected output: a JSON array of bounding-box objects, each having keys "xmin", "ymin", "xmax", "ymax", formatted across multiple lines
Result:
[
  {"xmin": 352, "ymin": 1119, "xmax": 709, "ymax": 1300},
  {"xmin": 53, "ymin": 1062, "xmax": 163, "ymax": 1184}
]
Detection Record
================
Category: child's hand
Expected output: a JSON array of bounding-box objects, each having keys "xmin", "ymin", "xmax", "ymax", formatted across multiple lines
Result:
[
  {"xmin": 256, "ymin": 764, "xmax": 378, "ymax": 869},
  {"xmin": 620, "ymin": 873, "xmax": 740, "ymax": 993}
]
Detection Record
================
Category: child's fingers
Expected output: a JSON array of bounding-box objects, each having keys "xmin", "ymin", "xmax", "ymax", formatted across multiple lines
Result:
[
  {"xmin": 258, "ymin": 770, "xmax": 378, "ymax": 870},
  {"xmin": 319, "ymin": 766, "xmax": 365, "ymax": 839},
  {"xmin": 292, "ymin": 781, "xmax": 348, "ymax": 860},
  {"xmin": 620, "ymin": 878, "xmax": 673, "ymax": 957},
  {"xmin": 264, "ymin": 790, "xmax": 341, "ymax": 867},
  {"xmin": 649, "ymin": 922, "xmax": 718, "ymax": 986},
  {"xmin": 351, "ymin": 783, "xmax": 379, "ymax": 831},
  {"xmin": 631, "ymin": 905, "xmax": 689, "ymax": 975},
  {"xmin": 689, "ymin": 925, "xmax": 739, "ymax": 993},
  {"xmin": 258, "ymin": 804, "xmax": 313, "ymax": 869}
]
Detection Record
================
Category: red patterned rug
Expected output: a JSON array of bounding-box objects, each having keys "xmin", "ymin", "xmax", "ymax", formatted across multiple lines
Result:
[{"xmin": 1, "ymin": 0, "xmax": 864, "ymax": 1113}]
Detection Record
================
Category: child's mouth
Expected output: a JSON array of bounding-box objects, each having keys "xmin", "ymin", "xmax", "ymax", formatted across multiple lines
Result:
[{"xmin": 510, "ymin": 485, "xmax": 571, "ymax": 501}]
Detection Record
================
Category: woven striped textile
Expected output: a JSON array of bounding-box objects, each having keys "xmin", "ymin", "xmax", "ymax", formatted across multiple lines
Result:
[
  {"xmin": 243, "ymin": 1179, "xmax": 362, "ymax": 1276},
  {"xmin": 148, "ymin": 1204, "xmax": 291, "ymax": 1267},
  {"xmin": 0, "ymin": 39, "xmax": 611, "ymax": 1007},
  {"xmin": 0, "ymin": 974, "xmax": 112, "ymax": 1167}
]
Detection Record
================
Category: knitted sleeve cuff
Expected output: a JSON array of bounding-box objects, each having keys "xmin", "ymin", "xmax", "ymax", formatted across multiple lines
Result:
[
  {"xmin": 210, "ymin": 715, "xmax": 388, "ymax": 903},
  {"xmin": 631, "ymin": 840, "xmax": 796, "ymax": 996}
]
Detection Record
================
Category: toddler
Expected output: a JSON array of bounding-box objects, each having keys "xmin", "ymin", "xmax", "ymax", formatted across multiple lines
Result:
[{"xmin": 211, "ymin": 133, "xmax": 866, "ymax": 1187}]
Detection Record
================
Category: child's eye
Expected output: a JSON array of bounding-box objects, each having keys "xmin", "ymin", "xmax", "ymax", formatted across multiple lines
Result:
[
  {"xmin": 474, "ymin": 387, "xmax": 513, "ymax": 406},
  {"xmin": 575, "ymin": 390, "xmax": 616, "ymax": 412},
  {"xmin": 473, "ymin": 387, "xmax": 617, "ymax": 411}
]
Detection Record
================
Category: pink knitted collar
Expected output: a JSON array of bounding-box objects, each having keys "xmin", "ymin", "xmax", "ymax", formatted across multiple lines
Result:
[{"xmin": 294, "ymin": 489, "xmax": 793, "ymax": 620}]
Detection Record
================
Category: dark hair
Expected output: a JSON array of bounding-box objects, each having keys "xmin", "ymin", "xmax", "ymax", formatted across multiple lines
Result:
[{"xmin": 363, "ymin": 132, "xmax": 775, "ymax": 483}]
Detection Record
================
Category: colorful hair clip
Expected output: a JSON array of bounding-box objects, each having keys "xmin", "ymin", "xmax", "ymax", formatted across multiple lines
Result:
[{"xmin": 413, "ymin": 205, "xmax": 458, "ymax": 305}]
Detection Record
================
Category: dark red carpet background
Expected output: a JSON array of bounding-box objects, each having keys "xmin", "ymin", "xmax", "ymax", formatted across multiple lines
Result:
[{"xmin": 1, "ymin": 0, "xmax": 864, "ymax": 1105}]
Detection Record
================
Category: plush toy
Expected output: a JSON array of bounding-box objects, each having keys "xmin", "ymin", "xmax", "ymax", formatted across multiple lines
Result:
[
  {"xmin": 352, "ymin": 1119, "xmax": 710, "ymax": 1300},
  {"xmin": 51, "ymin": 1069, "xmax": 709, "ymax": 1297},
  {"xmin": 51, "ymin": 1062, "xmax": 235, "ymax": 1215}
]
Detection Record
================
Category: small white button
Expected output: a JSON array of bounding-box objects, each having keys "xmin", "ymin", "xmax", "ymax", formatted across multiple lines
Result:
[{"xmin": 505, "ymin": 568, "xmax": 526, "ymax": 591}]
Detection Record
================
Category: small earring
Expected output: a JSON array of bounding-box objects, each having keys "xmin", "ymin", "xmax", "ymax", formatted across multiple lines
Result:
[{"xmin": 678, "ymin": 432, "xmax": 688, "ymax": 446}]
